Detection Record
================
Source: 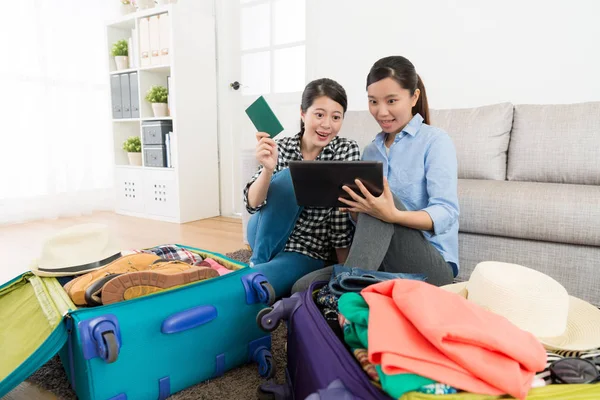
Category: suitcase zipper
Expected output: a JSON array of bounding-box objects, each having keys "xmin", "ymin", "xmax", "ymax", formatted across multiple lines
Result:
[
  {"xmin": 303, "ymin": 285, "xmax": 389, "ymax": 398},
  {"xmin": 64, "ymin": 313, "xmax": 77, "ymax": 391}
]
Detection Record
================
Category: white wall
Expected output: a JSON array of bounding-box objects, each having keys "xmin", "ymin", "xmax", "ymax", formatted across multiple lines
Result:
[{"xmin": 306, "ymin": 0, "xmax": 600, "ymax": 110}]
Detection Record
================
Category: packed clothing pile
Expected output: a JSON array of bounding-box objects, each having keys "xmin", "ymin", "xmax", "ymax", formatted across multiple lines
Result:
[{"xmin": 311, "ymin": 262, "xmax": 600, "ymax": 399}]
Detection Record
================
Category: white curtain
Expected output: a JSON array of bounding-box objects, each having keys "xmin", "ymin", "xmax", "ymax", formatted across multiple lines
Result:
[{"xmin": 0, "ymin": 0, "xmax": 115, "ymax": 224}]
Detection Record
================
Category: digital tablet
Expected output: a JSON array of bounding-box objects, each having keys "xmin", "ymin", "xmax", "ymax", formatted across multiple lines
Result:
[{"xmin": 288, "ymin": 161, "xmax": 384, "ymax": 208}]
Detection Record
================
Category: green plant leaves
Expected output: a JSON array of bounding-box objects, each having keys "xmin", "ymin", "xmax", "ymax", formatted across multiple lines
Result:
[
  {"xmin": 122, "ymin": 136, "xmax": 141, "ymax": 152},
  {"xmin": 111, "ymin": 39, "xmax": 128, "ymax": 57},
  {"xmin": 145, "ymin": 85, "xmax": 168, "ymax": 103}
]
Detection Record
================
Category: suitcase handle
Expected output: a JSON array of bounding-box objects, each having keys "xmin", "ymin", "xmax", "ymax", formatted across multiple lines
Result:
[
  {"xmin": 306, "ymin": 379, "xmax": 354, "ymax": 400},
  {"xmin": 161, "ymin": 305, "xmax": 217, "ymax": 334}
]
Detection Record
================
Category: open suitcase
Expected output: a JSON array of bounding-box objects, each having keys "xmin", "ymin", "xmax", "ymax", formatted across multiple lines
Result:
[
  {"xmin": 0, "ymin": 245, "xmax": 276, "ymax": 400},
  {"xmin": 256, "ymin": 281, "xmax": 600, "ymax": 400},
  {"xmin": 257, "ymin": 281, "xmax": 390, "ymax": 400}
]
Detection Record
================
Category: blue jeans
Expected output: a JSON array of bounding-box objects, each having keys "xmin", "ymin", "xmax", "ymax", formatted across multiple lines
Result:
[
  {"xmin": 247, "ymin": 169, "xmax": 325, "ymax": 297},
  {"xmin": 328, "ymin": 265, "xmax": 426, "ymax": 297}
]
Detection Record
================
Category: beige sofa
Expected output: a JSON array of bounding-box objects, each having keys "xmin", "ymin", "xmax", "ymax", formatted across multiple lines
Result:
[{"xmin": 241, "ymin": 101, "xmax": 600, "ymax": 306}]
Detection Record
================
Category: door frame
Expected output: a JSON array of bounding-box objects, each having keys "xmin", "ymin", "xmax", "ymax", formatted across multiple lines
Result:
[{"xmin": 214, "ymin": 0, "xmax": 307, "ymax": 217}]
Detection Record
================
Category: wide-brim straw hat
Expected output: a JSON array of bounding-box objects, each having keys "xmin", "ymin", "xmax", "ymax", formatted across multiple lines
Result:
[
  {"xmin": 31, "ymin": 223, "xmax": 122, "ymax": 277},
  {"xmin": 442, "ymin": 261, "xmax": 600, "ymax": 351}
]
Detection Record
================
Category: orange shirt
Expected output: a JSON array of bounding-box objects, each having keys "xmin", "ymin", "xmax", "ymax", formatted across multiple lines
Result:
[{"xmin": 361, "ymin": 280, "xmax": 547, "ymax": 399}]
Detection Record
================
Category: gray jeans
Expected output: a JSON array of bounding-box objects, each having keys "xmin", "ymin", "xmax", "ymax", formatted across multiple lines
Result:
[{"xmin": 292, "ymin": 195, "xmax": 454, "ymax": 293}]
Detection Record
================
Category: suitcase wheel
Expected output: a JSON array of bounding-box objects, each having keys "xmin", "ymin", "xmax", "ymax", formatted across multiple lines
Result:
[
  {"xmin": 257, "ymin": 350, "xmax": 276, "ymax": 379},
  {"xmin": 257, "ymin": 387, "xmax": 276, "ymax": 400},
  {"xmin": 257, "ymin": 295, "xmax": 301, "ymax": 332},
  {"xmin": 102, "ymin": 332, "xmax": 119, "ymax": 364},
  {"xmin": 257, "ymin": 381, "xmax": 291, "ymax": 400},
  {"xmin": 243, "ymin": 273, "xmax": 276, "ymax": 305},
  {"xmin": 258, "ymin": 282, "xmax": 276, "ymax": 306},
  {"xmin": 256, "ymin": 307, "xmax": 280, "ymax": 332},
  {"xmin": 81, "ymin": 315, "xmax": 122, "ymax": 363}
]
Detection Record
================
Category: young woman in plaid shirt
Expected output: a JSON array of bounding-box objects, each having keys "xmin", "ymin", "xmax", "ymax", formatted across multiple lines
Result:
[{"xmin": 244, "ymin": 78, "xmax": 360, "ymax": 297}]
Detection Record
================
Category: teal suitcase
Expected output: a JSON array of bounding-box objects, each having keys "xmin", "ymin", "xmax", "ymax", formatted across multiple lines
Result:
[{"xmin": 0, "ymin": 245, "xmax": 276, "ymax": 400}]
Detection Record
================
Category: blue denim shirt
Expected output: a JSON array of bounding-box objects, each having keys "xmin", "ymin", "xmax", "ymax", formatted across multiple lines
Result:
[{"xmin": 362, "ymin": 114, "xmax": 460, "ymax": 275}]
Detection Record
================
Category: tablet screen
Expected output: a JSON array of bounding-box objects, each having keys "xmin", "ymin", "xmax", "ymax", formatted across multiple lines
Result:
[{"xmin": 288, "ymin": 161, "xmax": 383, "ymax": 208}]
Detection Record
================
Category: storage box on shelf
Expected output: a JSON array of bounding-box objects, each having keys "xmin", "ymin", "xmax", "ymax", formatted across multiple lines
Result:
[
  {"xmin": 142, "ymin": 120, "xmax": 173, "ymax": 168},
  {"xmin": 106, "ymin": 1, "xmax": 219, "ymax": 223}
]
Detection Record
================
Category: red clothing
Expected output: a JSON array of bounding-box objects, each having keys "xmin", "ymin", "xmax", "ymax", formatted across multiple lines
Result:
[{"xmin": 361, "ymin": 280, "xmax": 546, "ymax": 399}]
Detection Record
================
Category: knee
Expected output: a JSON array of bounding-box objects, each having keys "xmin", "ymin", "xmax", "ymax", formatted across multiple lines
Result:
[
  {"xmin": 291, "ymin": 266, "xmax": 333, "ymax": 294},
  {"xmin": 291, "ymin": 279, "xmax": 307, "ymax": 294}
]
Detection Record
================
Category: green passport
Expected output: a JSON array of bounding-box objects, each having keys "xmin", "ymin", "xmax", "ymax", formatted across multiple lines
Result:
[{"xmin": 245, "ymin": 96, "xmax": 284, "ymax": 138}]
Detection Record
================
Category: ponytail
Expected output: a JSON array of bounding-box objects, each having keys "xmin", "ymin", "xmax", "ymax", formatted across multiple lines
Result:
[{"xmin": 413, "ymin": 74, "xmax": 430, "ymax": 125}]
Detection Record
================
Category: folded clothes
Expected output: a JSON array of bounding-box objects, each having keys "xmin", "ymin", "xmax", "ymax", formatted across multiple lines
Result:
[
  {"xmin": 338, "ymin": 293, "xmax": 435, "ymax": 398},
  {"xmin": 399, "ymin": 384, "xmax": 600, "ymax": 400},
  {"xmin": 328, "ymin": 265, "xmax": 426, "ymax": 297},
  {"xmin": 128, "ymin": 244, "xmax": 204, "ymax": 265},
  {"xmin": 316, "ymin": 284, "xmax": 340, "ymax": 310},
  {"xmin": 199, "ymin": 258, "xmax": 233, "ymax": 276},
  {"xmin": 361, "ymin": 280, "xmax": 547, "ymax": 399}
]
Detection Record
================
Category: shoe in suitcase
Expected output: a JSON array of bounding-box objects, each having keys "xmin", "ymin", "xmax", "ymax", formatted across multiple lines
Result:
[{"xmin": 0, "ymin": 245, "xmax": 276, "ymax": 400}]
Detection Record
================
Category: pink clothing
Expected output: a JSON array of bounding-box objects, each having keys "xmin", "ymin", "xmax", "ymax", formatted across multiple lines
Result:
[
  {"xmin": 199, "ymin": 258, "xmax": 233, "ymax": 276},
  {"xmin": 361, "ymin": 280, "xmax": 547, "ymax": 400}
]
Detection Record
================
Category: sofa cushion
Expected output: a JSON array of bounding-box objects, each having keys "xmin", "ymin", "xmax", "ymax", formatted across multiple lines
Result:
[
  {"xmin": 507, "ymin": 102, "xmax": 600, "ymax": 185},
  {"xmin": 339, "ymin": 111, "xmax": 381, "ymax": 152},
  {"xmin": 458, "ymin": 232, "xmax": 600, "ymax": 307},
  {"xmin": 458, "ymin": 179, "xmax": 600, "ymax": 246},
  {"xmin": 430, "ymin": 103, "xmax": 513, "ymax": 180}
]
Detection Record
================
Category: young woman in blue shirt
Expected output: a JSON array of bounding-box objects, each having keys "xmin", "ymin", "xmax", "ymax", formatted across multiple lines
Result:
[
  {"xmin": 340, "ymin": 55, "xmax": 459, "ymax": 286},
  {"xmin": 293, "ymin": 56, "xmax": 459, "ymax": 291}
]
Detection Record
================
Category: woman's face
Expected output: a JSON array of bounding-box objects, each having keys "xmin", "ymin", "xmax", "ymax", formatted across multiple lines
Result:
[
  {"xmin": 301, "ymin": 96, "xmax": 344, "ymax": 149},
  {"xmin": 367, "ymin": 77, "xmax": 419, "ymax": 135}
]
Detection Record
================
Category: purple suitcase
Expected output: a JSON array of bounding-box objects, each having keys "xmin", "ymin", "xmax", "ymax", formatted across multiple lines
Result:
[{"xmin": 256, "ymin": 281, "xmax": 392, "ymax": 400}]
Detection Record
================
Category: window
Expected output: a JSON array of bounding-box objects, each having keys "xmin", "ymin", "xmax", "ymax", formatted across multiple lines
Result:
[{"xmin": 240, "ymin": 0, "xmax": 306, "ymax": 95}]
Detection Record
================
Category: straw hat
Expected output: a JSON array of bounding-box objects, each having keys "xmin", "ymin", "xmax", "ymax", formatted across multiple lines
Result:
[
  {"xmin": 442, "ymin": 261, "xmax": 600, "ymax": 351},
  {"xmin": 32, "ymin": 224, "xmax": 122, "ymax": 277}
]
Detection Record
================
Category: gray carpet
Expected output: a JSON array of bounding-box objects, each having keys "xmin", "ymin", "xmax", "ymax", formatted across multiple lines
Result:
[{"xmin": 24, "ymin": 249, "xmax": 288, "ymax": 400}]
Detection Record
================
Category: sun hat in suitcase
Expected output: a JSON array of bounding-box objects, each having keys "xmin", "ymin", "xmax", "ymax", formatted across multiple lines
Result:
[
  {"xmin": 31, "ymin": 224, "xmax": 122, "ymax": 277},
  {"xmin": 1, "ymin": 244, "xmax": 277, "ymax": 400},
  {"xmin": 442, "ymin": 261, "xmax": 600, "ymax": 351}
]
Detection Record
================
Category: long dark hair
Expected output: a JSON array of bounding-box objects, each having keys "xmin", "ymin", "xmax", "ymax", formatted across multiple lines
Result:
[
  {"xmin": 366, "ymin": 56, "xmax": 430, "ymax": 125},
  {"xmin": 299, "ymin": 78, "xmax": 348, "ymax": 135}
]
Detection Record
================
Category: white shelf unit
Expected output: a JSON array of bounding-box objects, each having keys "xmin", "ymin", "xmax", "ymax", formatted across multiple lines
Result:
[{"xmin": 106, "ymin": 2, "xmax": 219, "ymax": 223}]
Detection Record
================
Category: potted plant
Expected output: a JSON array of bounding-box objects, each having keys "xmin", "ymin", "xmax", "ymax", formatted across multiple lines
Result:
[
  {"xmin": 145, "ymin": 85, "xmax": 169, "ymax": 117},
  {"xmin": 120, "ymin": 0, "xmax": 136, "ymax": 15},
  {"xmin": 111, "ymin": 39, "xmax": 129, "ymax": 71},
  {"xmin": 123, "ymin": 136, "xmax": 142, "ymax": 166}
]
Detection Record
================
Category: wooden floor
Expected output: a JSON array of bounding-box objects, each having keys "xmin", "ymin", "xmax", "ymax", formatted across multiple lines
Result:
[
  {"xmin": 0, "ymin": 211, "xmax": 245, "ymax": 285},
  {"xmin": 1, "ymin": 212, "xmax": 244, "ymax": 400}
]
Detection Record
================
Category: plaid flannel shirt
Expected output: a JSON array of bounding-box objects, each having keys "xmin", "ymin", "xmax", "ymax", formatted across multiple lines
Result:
[
  {"xmin": 243, "ymin": 133, "xmax": 361, "ymax": 261},
  {"xmin": 134, "ymin": 245, "xmax": 204, "ymax": 265}
]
